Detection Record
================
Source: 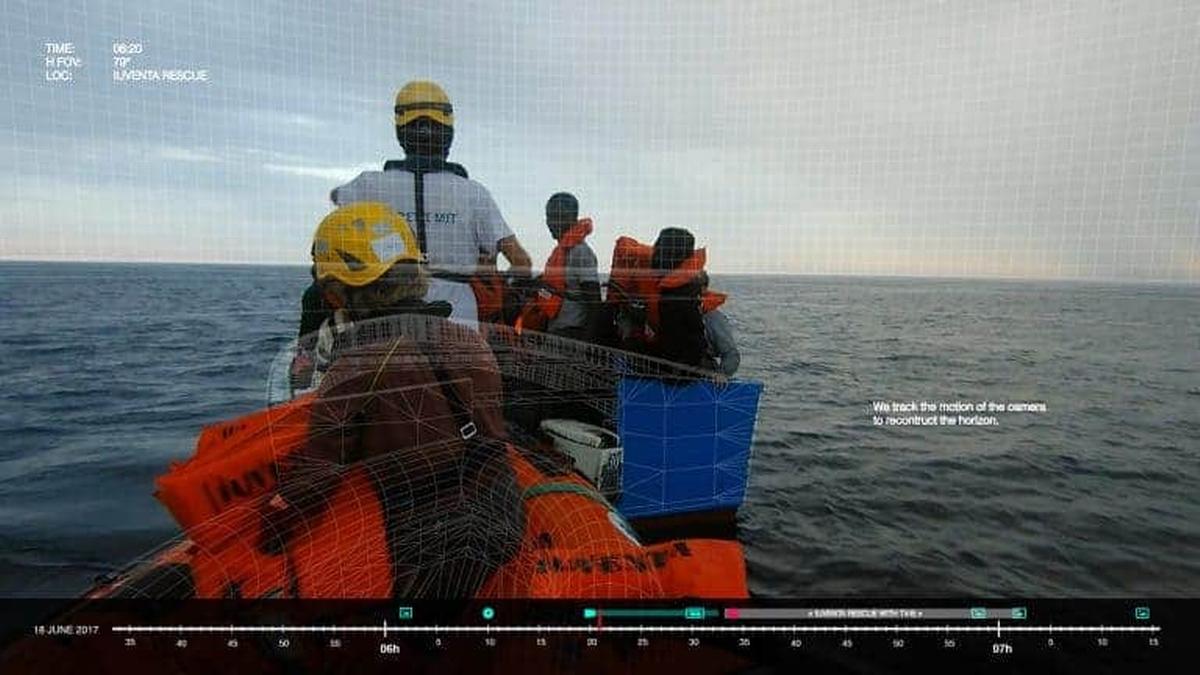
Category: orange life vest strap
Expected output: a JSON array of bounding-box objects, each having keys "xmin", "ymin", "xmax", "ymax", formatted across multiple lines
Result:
[
  {"xmin": 659, "ymin": 248, "xmax": 707, "ymax": 289},
  {"xmin": 470, "ymin": 272, "xmax": 505, "ymax": 323},
  {"xmin": 701, "ymin": 290, "xmax": 727, "ymax": 313}
]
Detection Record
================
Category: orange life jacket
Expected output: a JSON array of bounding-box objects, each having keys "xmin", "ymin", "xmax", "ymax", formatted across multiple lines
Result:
[
  {"xmin": 606, "ymin": 236, "xmax": 656, "ymax": 305},
  {"xmin": 606, "ymin": 236, "xmax": 727, "ymax": 345},
  {"xmin": 183, "ymin": 460, "xmax": 392, "ymax": 600},
  {"xmin": 515, "ymin": 218, "xmax": 593, "ymax": 333},
  {"xmin": 470, "ymin": 270, "xmax": 507, "ymax": 324},
  {"xmin": 155, "ymin": 393, "xmax": 316, "ymax": 547},
  {"xmin": 159, "ymin": 401, "xmax": 747, "ymax": 600}
]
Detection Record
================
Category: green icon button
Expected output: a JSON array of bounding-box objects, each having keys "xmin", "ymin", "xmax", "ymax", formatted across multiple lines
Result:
[
  {"xmin": 481, "ymin": 606, "xmax": 496, "ymax": 621},
  {"xmin": 1011, "ymin": 607, "xmax": 1027, "ymax": 620},
  {"xmin": 970, "ymin": 607, "xmax": 987, "ymax": 619},
  {"xmin": 397, "ymin": 606, "xmax": 414, "ymax": 620},
  {"xmin": 1135, "ymin": 607, "xmax": 1150, "ymax": 621}
]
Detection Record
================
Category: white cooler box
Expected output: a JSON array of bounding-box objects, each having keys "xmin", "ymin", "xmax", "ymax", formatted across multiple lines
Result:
[{"xmin": 539, "ymin": 419, "xmax": 623, "ymax": 501}]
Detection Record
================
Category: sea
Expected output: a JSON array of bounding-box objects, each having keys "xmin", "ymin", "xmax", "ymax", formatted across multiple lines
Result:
[{"xmin": 0, "ymin": 262, "xmax": 1197, "ymax": 598}]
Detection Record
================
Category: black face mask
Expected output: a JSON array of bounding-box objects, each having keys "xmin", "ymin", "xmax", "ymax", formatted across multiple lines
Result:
[{"xmin": 396, "ymin": 119, "xmax": 454, "ymax": 160}]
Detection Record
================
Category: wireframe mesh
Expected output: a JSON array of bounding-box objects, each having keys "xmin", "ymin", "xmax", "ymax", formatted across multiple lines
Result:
[
  {"xmin": 268, "ymin": 314, "xmax": 718, "ymax": 425},
  {"xmin": 97, "ymin": 315, "xmax": 724, "ymax": 601}
]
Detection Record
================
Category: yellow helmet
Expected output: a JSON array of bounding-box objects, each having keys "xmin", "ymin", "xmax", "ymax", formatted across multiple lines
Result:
[
  {"xmin": 312, "ymin": 202, "xmax": 422, "ymax": 287},
  {"xmin": 394, "ymin": 80, "xmax": 454, "ymax": 127}
]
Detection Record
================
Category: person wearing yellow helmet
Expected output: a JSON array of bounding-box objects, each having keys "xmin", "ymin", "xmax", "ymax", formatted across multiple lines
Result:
[
  {"xmin": 327, "ymin": 80, "xmax": 531, "ymax": 324},
  {"xmin": 309, "ymin": 201, "xmax": 432, "ymax": 317},
  {"xmin": 290, "ymin": 202, "xmax": 454, "ymax": 391},
  {"xmin": 392, "ymin": 80, "xmax": 456, "ymax": 159},
  {"xmin": 266, "ymin": 202, "xmax": 523, "ymax": 592}
]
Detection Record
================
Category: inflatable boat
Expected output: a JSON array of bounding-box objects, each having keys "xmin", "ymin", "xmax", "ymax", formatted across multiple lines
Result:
[{"xmin": 77, "ymin": 316, "xmax": 762, "ymax": 602}]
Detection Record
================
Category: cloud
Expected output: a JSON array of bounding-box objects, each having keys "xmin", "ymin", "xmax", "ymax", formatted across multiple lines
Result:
[
  {"xmin": 283, "ymin": 113, "xmax": 327, "ymax": 130},
  {"xmin": 227, "ymin": 109, "xmax": 334, "ymax": 133},
  {"xmin": 157, "ymin": 146, "xmax": 221, "ymax": 163},
  {"xmin": 261, "ymin": 163, "xmax": 373, "ymax": 183}
]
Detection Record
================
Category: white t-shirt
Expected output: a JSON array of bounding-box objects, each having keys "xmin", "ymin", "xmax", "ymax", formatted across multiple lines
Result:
[
  {"xmin": 332, "ymin": 168, "xmax": 513, "ymax": 274},
  {"xmin": 332, "ymin": 167, "xmax": 514, "ymax": 323}
]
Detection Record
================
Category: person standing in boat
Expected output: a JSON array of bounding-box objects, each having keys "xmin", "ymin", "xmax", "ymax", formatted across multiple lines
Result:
[
  {"xmin": 324, "ymin": 80, "xmax": 531, "ymax": 324},
  {"xmin": 263, "ymin": 202, "xmax": 523, "ymax": 597},
  {"xmin": 516, "ymin": 192, "xmax": 601, "ymax": 341}
]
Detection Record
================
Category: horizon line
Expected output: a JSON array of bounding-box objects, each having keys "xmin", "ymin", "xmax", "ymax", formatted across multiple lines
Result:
[{"xmin": 1, "ymin": 256, "xmax": 1196, "ymax": 286}]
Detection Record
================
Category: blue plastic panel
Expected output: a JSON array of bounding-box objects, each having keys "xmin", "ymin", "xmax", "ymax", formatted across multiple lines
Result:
[{"xmin": 615, "ymin": 377, "xmax": 763, "ymax": 518}]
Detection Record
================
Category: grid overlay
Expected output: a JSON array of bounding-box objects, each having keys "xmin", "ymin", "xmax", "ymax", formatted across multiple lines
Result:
[{"xmin": 1, "ymin": 1, "xmax": 1196, "ymax": 280}]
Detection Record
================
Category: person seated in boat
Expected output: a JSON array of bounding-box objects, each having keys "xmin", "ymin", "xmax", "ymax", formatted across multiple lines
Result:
[
  {"xmin": 647, "ymin": 227, "xmax": 716, "ymax": 371},
  {"xmin": 516, "ymin": 192, "xmax": 601, "ymax": 340},
  {"xmin": 260, "ymin": 202, "xmax": 523, "ymax": 597},
  {"xmin": 601, "ymin": 227, "xmax": 736, "ymax": 377}
]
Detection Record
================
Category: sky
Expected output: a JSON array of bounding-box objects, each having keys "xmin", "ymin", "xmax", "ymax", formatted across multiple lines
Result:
[{"xmin": 2, "ymin": 0, "xmax": 1198, "ymax": 280}]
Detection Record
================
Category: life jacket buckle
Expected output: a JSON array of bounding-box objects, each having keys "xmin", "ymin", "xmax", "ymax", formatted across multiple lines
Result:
[{"xmin": 460, "ymin": 422, "xmax": 478, "ymax": 440}]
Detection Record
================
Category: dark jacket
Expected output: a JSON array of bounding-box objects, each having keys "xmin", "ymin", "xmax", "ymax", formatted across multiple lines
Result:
[
  {"xmin": 265, "ymin": 312, "xmax": 522, "ymax": 597},
  {"xmin": 653, "ymin": 280, "xmax": 713, "ymax": 371}
]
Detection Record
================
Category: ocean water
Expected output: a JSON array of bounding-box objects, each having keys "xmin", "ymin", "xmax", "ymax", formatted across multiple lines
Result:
[{"xmin": 0, "ymin": 262, "xmax": 1197, "ymax": 597}]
